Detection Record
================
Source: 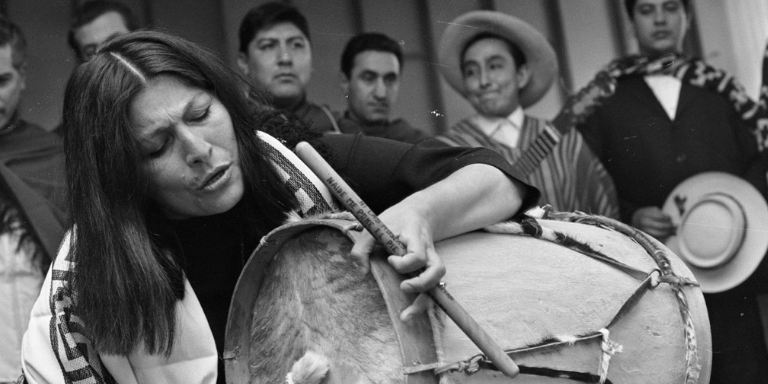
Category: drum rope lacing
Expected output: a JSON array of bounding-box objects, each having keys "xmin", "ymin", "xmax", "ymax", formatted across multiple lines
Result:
[
  {"xmin": 558, "ymin": 212, "xmax": 701, "ymax": 384},
  {"xmin": 421, "ymin": 210, "xmax": 701, "ymax": 384}
]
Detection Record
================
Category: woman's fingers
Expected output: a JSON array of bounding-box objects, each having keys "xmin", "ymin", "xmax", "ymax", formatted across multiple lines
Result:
[
  {"xmin": 387, "ymin": 250, "xmax": 426, "ymax": 274},
  {"xmin": 350, "ymin": 231, "xmax": 377, "ymax": 275},
  {"xmin": 400, "ymin": 293, "xmax": 433, "ymax": 323},
  {"xmin": 390, "ymin": 245, "xmax": 445, "ymax": 293},
  {"xmin": 351, "ymin": 220, "xmax": 446, "ymax": 321}
]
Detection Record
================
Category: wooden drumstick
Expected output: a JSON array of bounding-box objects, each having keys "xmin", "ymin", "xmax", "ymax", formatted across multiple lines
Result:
[{"xmin": 295, "ymin": 141, "xmax": 520, "ymax": 379}]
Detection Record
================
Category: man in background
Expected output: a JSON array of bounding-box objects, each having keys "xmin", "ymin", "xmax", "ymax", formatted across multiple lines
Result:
[
  {"xmin": 54, "ymin": 0, "xmax": 137, "ymax": 135},
  {"xmin": 238, "ymin": 2, "xmax": 339, "ymax": 133},
  {"xmin": 336, "ymin": 32, "xmax": 430, "ymax": 144},
  {"xmin": 577, "ymin": 0, "xmax": 768, "ymax": 381},
  {"xmin": 0, "ymin": 17, "xmax": 66, "ymax": 383},
  {"xmin": 437, "ymin": 11, "xmax": 618, "ymax": 218},
  {"xmin": 68, "ymin": 0, "xmax": 137, "ymax": 62}
]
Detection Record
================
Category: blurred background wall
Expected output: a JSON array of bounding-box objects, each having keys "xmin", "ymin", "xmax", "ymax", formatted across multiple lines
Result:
[{"xmin": 2, "ymin": 0, "xmax": 767, "ymax": 135}]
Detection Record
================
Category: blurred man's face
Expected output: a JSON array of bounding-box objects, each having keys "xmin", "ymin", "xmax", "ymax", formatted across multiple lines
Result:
[
  {"xmin": 238, "ymin": 22, "xmax": 312, "ymax": 107},
  {"xmin": 73, "ymin": 11, "xmax": 131, "ymax": 61},
  {"xmin": 342, "ymin": 50, "xmax": 400, "ymax": 125},
  {"xmin": 630, "ymin": 0, "xmax": 689, "ymax": 57},
  {"xmin": 0, "ymin": 44, "xmax": 24, "ymax": 131}
]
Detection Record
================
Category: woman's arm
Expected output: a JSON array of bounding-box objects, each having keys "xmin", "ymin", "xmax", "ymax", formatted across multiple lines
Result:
[{"xmin": 350, "ymin": 163, "xmax": 529, "ymax": 319}]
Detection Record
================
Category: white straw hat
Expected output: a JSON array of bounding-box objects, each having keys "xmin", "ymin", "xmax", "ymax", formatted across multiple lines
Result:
[
  {"xmin": 437, "ymin": 10, "xmax": 558, "ymax": 108},
  {"xmin": 662, "ymin": 172, "xmax": 768, "ymax": 293}
]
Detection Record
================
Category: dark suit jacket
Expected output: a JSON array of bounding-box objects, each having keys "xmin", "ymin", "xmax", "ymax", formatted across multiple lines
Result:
[
  {"xmin": 335, "ymin": 111, "xmax": 432, "ymax": 145},
  {"xmin": 577, "ymin": 75, "xmax": 767, "ymax": 222},
  {"xmin": 0, "ymin": 121, "xmax": 67, "ymax": 259}
]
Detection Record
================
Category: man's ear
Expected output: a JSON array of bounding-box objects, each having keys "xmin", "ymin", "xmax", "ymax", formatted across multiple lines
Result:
[
  {"xmin": 236, "ymin": 52, "xmax": 249, "ymax": 76},
  {"xmin": 17, "ymin": 63, "xmax": 26, "ymax": 91},
  {"xmin": 684, "ymin": 11, "xmax": 693, "ymax": 36},
  {"xmin": 516, "ymin": 63, "xmax": 531, "ymax": 89},
  {"xmin": 339, "ymin": 71, "xmax": 350, "ymax": 97}
]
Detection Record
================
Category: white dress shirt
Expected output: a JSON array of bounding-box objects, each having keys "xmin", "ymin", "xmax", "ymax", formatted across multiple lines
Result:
[
  {"xmin": 472, "ymin": 107, "xmax": 525, "ymax": 148},
  {"xmin": 644, "ymin": 74, "xmax": 682, "ymax": 120}
]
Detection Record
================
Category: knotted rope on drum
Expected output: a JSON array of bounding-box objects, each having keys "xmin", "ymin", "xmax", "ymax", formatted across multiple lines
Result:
[
  {"xmin": 598, "ymin": 329, "xmax": 622, "ymax": 384},
  {"xmin": 547, "ymin": 210, "xmax": 701, "ymax": 384},
  {"xmin": 471, "ymin": 212, "xmax": 700, "ymax": 383}
]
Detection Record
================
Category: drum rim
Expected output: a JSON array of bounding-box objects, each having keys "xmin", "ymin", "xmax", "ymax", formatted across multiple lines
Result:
[{"xmin": 222, "ymin": 218, "xmax": 359, "ymax": 384}]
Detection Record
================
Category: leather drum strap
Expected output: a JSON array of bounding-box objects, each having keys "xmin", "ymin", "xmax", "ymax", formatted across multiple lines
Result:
[{"xmin": 369, "ymin": 249, "xmax": 440, "ymax": 384}]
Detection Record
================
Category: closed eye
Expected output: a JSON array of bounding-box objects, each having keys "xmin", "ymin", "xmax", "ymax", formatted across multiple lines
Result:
[
  {"xmin": 147, "ymin": 138, "xmax": 170, "ymax": 158},
  {"xmin": 189, "ymin": 107, "xmax": 210, "ymax": 123}
]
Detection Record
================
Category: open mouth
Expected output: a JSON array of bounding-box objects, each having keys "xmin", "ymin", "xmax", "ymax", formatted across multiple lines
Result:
[{"xmin": 200, "ymin": 165, "xmax": 230, "ymax": 190}]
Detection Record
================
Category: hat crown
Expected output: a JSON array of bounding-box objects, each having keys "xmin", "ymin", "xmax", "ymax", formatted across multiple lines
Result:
[{"xmin": 677, "ymin": 193, "xmax": 746, "ymax": 269}]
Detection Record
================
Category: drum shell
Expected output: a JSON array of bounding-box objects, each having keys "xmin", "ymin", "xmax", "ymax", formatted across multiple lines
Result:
[
  {"xmin": 226, "ymin": 218, "xmax": 711, "ymax": 384},
  {"xmin": 433, "ymin": 219, "xmax": 711, "ymax": 384}
]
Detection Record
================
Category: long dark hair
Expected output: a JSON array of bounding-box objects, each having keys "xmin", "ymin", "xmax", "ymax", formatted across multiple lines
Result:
[{"xmin": 62, "ymin": 30, "xmax": 301, "ymax": 355}]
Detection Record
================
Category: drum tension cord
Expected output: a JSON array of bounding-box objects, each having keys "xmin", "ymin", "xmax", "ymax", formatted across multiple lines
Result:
[{"xmin": 420, "ymin": 210, "xmax": 702, "ymax": 384}]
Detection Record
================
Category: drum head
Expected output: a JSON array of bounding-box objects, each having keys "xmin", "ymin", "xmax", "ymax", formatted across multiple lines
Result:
[{"xmin": 433, "ymin": 219, "xmax": 711, "ymax": 384}]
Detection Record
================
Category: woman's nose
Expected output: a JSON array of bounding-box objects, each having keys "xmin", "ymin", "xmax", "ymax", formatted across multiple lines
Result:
[{"xmin": 180, "ymin": 128, "xmax": 213, "ymax": 165}]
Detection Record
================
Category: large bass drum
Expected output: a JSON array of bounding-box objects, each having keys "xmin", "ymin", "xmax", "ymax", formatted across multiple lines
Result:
[{"xmin": 225, "ymin": 213, "xmax": 711, "ymax": 384}]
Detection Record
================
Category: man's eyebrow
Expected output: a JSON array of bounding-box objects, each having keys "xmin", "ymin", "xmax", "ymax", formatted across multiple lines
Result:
[
  {"xmin": 486, "ymin": 54, "xmax": 508, "ymax": 62},
  {"xmin": 461, "ymin": 59, "xmax": 480, "ymax": 68},
  {"xmin": 286, "ymin": 35, "xmax": 306, "ymax": 42},
  {"xmin": 255, "ymin": 36, "xmax": 278, "ymax": 44},
  {"xmin": 256, "ymin": 34, "xmax": 306, "ymax": 44}
]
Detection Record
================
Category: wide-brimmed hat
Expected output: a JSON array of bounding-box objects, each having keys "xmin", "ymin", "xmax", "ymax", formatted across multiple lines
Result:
[
  {"xmin": 662, "ymin": 172, "xmax": 768, "ymax": 293},
  {"xmin": 437, "ymin": 10, "xmax": 558, "ymax": 108}
]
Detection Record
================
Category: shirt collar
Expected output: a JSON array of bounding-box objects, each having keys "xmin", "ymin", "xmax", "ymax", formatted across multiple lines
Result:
[
  {"xmin": 644, "ymin": 74, "xmax": 681, "ymax": 120},
  {"xmin": 474, "ymin": 106, "xmax": 524, "ymax": 135}
]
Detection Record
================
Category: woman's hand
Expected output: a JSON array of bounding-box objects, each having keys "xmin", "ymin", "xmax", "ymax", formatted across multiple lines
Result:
[
  {"xmin": 350, "ymin": 207, "xmax": 446, "ymax": 322},
  {"xmin": 349, "ymin": 164, "xmax": 529, "ymax": 322}
]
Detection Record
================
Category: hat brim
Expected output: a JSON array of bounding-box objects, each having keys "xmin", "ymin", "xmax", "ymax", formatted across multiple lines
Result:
[
  {"xmin": 662, "ymin": 172, "xmax": 768, "ymax": 293},
  {"xmin": 437, "ymin": 10, "xmax": 558, "ymax": 108}
]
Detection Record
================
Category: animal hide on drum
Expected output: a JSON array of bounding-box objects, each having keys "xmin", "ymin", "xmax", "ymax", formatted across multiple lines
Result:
[
  {"xmin": 248, "ymin": 225, "xmax": 402, "ymax": 383},
  {"xmin": 236, "ymin": 218, "xmax": 710, "ymax": 384}
]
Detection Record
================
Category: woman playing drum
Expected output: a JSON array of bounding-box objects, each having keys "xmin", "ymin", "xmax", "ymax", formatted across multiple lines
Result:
[{"xmin": 19, "ymin": 31, "xmax": 537, "ymax": 384}]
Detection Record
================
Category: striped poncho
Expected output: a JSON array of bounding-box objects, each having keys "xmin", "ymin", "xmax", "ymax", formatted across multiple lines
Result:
[{"xmin": 438, "ymin": 115, "xmax": 619, "ymax": 219}]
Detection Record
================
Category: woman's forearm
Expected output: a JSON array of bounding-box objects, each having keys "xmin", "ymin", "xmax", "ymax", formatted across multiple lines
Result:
[{"xmin": 394, "ymin": 163, "xmax": 528, "ymax": 242}]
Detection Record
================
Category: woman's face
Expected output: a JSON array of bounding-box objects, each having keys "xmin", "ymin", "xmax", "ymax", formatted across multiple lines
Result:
[{"xmin": 130, "ymin": 75, "xmax": 244, "ymax": 219}]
